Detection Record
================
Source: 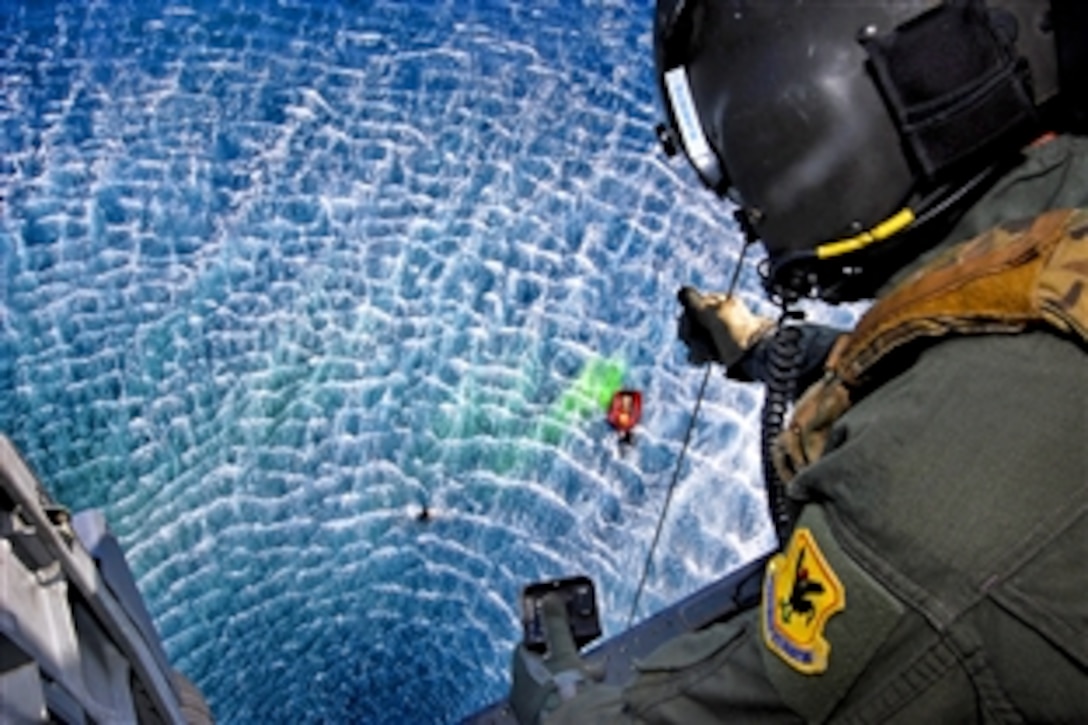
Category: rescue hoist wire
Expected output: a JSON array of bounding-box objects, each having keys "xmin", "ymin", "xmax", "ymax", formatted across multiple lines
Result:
[
  {"xmin": 625, "ymin": 240, "xmax": 754, "ymax": 626},
  {"xmin": 626, "ymin": 363, "xmax": 712, "ymax": 628}
]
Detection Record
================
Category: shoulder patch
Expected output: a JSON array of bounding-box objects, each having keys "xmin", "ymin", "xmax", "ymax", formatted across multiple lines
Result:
[{"xmin": 762, "ymin": 527, "xmax": 845, "ymax": 674}]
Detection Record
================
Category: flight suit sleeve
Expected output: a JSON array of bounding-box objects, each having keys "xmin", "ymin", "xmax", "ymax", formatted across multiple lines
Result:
[
  {"xmin": 729, "ymin": 323, "xmax": 844, "ymax": 395},
  {"xmin": 546, "ymin": 610, "xmax": 803, "ymax": 724},
  {"xmin": 545, "ymin": 506, "xmax": 906, "ymax": 724}
]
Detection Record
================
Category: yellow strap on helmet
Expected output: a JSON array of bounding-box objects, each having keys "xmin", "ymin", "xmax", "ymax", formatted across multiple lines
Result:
[{"xmin": 815, "ymin": 208, "xmax": 916, "ymax": 260}]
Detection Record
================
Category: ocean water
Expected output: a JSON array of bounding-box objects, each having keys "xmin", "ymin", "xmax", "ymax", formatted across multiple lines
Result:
[{"xmin": 0, "ymin": 1, "xmax": 854, "ymax": 722}]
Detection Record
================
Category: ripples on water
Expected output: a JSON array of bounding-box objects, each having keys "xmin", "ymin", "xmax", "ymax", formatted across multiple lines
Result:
[{"xmin": 0, "ymin": 1, "xmax": 863, "ymax": 721}]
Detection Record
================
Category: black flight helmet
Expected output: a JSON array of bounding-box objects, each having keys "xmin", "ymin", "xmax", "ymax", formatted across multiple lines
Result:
[{"xmin": 654, "ymin": 0, "xmax": 1063, "ymax": 302}]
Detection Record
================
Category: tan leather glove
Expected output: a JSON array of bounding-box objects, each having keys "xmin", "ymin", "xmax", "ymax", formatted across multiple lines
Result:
[{"xmin": 678, "ymin": 286, "xmax": 775, "ymax": 367}]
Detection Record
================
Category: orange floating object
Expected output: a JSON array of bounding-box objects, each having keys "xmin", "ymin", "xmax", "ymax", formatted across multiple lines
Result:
[{"xmin": 607, "ymin": 390, "xmax": 642, "ymax": 443}]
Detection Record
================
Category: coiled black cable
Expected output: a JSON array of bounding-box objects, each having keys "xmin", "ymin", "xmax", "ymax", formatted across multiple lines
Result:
[{"xmin": 760, "ymin": 308, "xmax": 805, "ymax": 548}]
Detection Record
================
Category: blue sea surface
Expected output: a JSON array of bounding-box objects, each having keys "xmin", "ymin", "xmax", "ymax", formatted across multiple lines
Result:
[{"xmin": 0, "ymin": 1, "xmax": 856, "ymax": 722}]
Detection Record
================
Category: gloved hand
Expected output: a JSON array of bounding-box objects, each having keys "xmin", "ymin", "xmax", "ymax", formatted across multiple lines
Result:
[
  {"xmin": 509, "ymin": 594, "xmax": 604, "ymax": 724},
  {"xmin": 677, "ymin": 286, "xmax": 775, "ymax": 367}
]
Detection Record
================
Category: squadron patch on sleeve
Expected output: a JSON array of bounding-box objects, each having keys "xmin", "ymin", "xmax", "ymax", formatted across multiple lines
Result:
[{"xmin": 762, "ymin": 527, "xmax": 845, "ymax": 674}]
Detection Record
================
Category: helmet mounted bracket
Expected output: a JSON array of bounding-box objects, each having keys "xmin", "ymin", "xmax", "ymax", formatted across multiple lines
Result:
[{"xmin": 858, "ymin": 0, "xmax": 1040, "ymax": 183}]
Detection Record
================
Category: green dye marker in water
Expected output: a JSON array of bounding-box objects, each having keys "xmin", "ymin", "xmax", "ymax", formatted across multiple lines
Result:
[{"xmin": 540, "ymin": 357, "xmax": 626, "ymax": 445}]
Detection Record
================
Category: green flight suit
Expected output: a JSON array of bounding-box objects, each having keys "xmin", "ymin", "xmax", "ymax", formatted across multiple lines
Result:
[{"xmin": 546, "ymin": 137, "xmax": 1088, "ymax": 724}]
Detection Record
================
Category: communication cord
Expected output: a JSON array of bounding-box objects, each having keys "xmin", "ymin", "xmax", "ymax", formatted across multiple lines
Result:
[{"xmin": 760, "ymin": 309, "xmax": 805, "ymax": 548}]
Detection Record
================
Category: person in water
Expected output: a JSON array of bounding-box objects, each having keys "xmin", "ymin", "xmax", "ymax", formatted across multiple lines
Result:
[
  {"xmin": 510, "ymin": 1, "xmax": 1088, "ymax": 722},
  {"xmin": 607, "ymin": 390, "xmax": 642, "ymax": 447}
]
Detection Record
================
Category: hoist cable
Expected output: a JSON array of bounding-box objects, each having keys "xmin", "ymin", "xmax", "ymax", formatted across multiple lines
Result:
[
  {"xmin": 625, "ymin": 364, "xmax": 712, "ymax": 628},
  {"xmin": 624, "ymin": 240, "xmax": 755, "ymax": 627}
]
